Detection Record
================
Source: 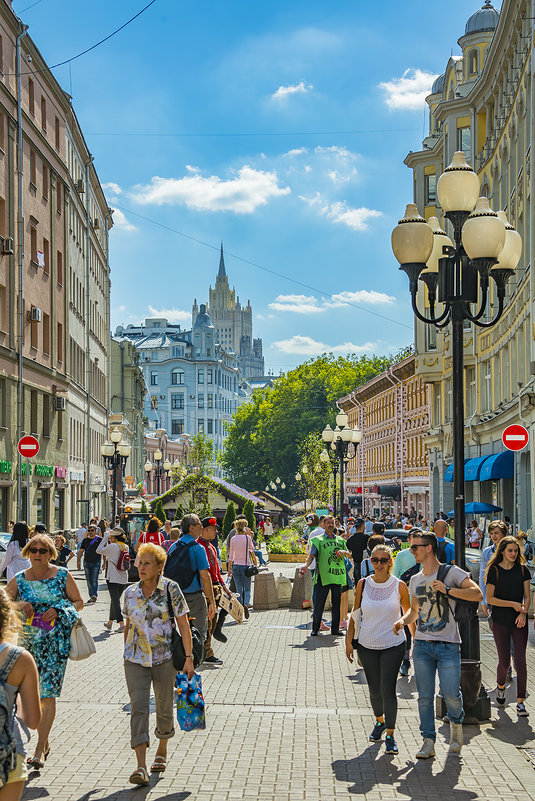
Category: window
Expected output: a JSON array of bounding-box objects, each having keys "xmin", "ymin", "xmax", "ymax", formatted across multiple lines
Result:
[
  {"xmin": 198, "ymin": 393, "xmax": 204, "ymax": 409},
  {"xmin": 42, "ymin": 312, "xmax": 50, "ymax": 354},
  {"xmin": 0, "ymin": 36, "xmax": 3, "ymax": 74},
  {"xmin": 207, "ymin": 393, "xmax": 213, "ymax": 409},
  {"xmin": 457, "ymin": 126, "xmax": 471, "ymax": 160},
  {"xmin": 0, "ymin": 113, "xmax": 4, "ymax": 151},
  {"xmin": 0, "ymin": 284, "xmax": 5, "ymax": 331},
  {"xmin": 171, "ymin": 393, "xmax": 184, "ymax": 409},
  {"xmin": 29, "ymin": 150, "xmax": 36, "ymax": 186},
  {"xmin": 151, "ymin": 395, "xmax": 158, "ymax": 410},
  {"xmin": 40, "ymin": 96, "xmax": 46, "ymax": 131},
  {"xmin": 482, "ymin": 361, "xmax": 491, "ymax": 411},
  {"xmin": 171, "ymin": 369, "xmax": 184, "ymax": 385},
  {"xmin": 426, "ymin": 325, "xmax": 437, "ymax": 350},
  {"xmin": 57, "ymin": 250, "xmax": 63, "ymax": 285},
  {"xmin": 466, "ymin": 367, "xmax": 476, "ymax": 415},
  {"xmin": 207, "ymin": 369, "xmax": 213, "ymax": 384},
  {"xmin": 54, "ymin": 116, "xmax": 60, "ymax": 150},
  {"xmin": 468, "ymin": 49, "xmax": 479, "ymax": 75},
  {"xmin": 54, "ymin": 490, "xmax": 64, "ymax": 529},
  {"xmin": 207, "ymin": 419, "xmax": 213, "ymax": 434},
  {"xmin": 171, "ymin": 419, "xmax": 184, "ymax": 435},
  {"xmin": 57, "ymin": 322, "xmax": 63, "ymax": 363},
  {"xmin": 0, "ymin": 197, "xmax": 5, "ymax": 237},
  {"xmin": 198, "ymin": 368, "xmax": 204, "ymax": 384},
  {"xmin": 30, "ymin": 390, "xmax": 37, "ymax": 433},
  {"xmin": 198, "ymin": 419, "xmax": 204, "ymax": 433},
  {"xmin": 43, "ymin": 394, "xmax": 50, "ymax": 437},
  {"xmin": 42, "ymin": 238, "xmax": 49, "ymax": 274},
  {"xmin": 28, "ymin": 78, "xmax": 34, "ymax": 115},
  {"xmin": 150, "ymin": 372, "xmax": 158, "ymax": 386},
  {"xmin": 56, "ymin": 180, "xmax": 62, "ymax": 213},
  {"xmin": 424, "ymin": 174, "xmax": 437, "ymax": 205},
  {"xmin": 42, "ymin": 162, "xmax": 48, "ymax": 199}
]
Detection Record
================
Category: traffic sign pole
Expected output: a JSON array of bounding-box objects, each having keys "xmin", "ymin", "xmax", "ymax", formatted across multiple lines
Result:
[
  {"xmin": 17, "ymin": 437, "xmax": 39, "ymax": 524},
  {"xmin": 26, "ymin": 458, "xmax": 30, "ymax": 524}
]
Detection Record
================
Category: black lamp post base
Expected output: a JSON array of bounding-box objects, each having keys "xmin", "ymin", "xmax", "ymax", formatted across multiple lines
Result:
[{"xmin": 436, "ymin": 680, "xmax": 491, "ymax": 723}]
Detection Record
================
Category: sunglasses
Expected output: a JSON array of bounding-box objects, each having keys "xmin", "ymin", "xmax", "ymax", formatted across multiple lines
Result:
[
  {"xmin": 370, "ymin": 556, "xmax": 390, "ymax": 565},
  {"xmin": 410, "ymin": 543, "xmax": 431, "ymax": 551},
  {"xmin": 29, "ymin": 547, "xmax": 49, "ymax": 555}
]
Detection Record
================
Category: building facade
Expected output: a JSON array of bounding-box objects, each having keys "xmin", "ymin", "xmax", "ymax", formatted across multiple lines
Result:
[
  {"xmin": 405, "ymin": 0, "xmax": 535, "ymax": 526},
  {"xmin": 192, "ymin": 245, "xmax": 264, "ymax": 378},
  {"xmin": 110, "ymin": 338, "xmax": 146, "ymax": 487},
  {"xmin": 339, "ymin": 356, "xmax": 431, "ymax": 519}
]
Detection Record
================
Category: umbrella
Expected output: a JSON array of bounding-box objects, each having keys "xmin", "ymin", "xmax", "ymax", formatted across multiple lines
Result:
[{"xmin": 446, "ymin": 502, "xmax": 503, "ymax": 516}]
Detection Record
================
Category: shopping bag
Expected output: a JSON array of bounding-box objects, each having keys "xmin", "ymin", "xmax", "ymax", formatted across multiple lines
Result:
[
  {"xmin": 175, "ymin": 672, "xmax": 206, "ymax": 731},
  {"xmin": 218, "ymin": 592, "xmax": 244, "ymax": 624}
]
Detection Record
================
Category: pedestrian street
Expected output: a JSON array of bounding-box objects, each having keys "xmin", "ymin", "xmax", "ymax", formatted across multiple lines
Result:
[{"xmin": 21, "ymin": 566, "xmax": 535, "ymax": 801}]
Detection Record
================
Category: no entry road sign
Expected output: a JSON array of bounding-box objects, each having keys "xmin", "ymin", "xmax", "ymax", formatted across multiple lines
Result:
[
  {"xmin": 17, "ymin": 435, "xmax": 39, "ymax": 458},
  {"xmin": 502, "ymin": 424, "xmax": 529, "ymax": 451}
]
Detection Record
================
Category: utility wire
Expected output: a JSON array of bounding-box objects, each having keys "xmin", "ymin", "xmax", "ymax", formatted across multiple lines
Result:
[
  {"xmin": 17, "ymin": 0, "xmax": 45, "ymax": 13},
  {"xmin": 87, "ymin": 127, "xmax": 421, "ymax": 139},
  {"xmin": 112, "ymin": 203, "xmax": 413, "ymax": 331}
]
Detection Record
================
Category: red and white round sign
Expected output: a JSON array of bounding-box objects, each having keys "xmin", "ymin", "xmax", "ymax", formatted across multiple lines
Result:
[
  {"xmin": 17, "ymin": 435, "xmax": 39, "ymax": 458},
  {"xmin": 502, "ymin": 424, "xmax": 529, "ymax": 451}
]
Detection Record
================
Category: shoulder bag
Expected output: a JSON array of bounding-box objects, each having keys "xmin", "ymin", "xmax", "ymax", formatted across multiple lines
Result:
[
  {"xmin": 350, "ymin": 577, "xmax": 366, "ymax": 640},
  {"xmin": 166, "ymin": 584, "xmax": 205, "ymax": 669},
  {"xmin": 69, "ymin": 619, "xmax": 96, "ymax": 661},
  {"xmin": 244, "ymin": 536, "xmax": 258, "ymax": 577}
]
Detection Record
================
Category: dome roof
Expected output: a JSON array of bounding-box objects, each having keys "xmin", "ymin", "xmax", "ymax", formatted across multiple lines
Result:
[
  {"xmin": 465, "ymin": 2, "xmax": 500, "ymax": 35},
  {"xmin": 193, "ymin": 303, "xmax": 214, "ymax": 329},
  {"xmin": 431, "ymin": 73, "xmax": 445, "ymax": 94}
]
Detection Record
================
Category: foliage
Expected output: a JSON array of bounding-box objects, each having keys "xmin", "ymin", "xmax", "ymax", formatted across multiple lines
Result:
[
  {"xmin": 221, "ymin": 350, "xmax": 407, "ymax": 493},
  {"xmin": 219, "ymin": 541, "xmax": 228, "ymax": 561},
  {"xmin": 140, "ymin": 499, "xmax": 148, "ymax": 514},
  {"xmin": 243, "ymin": 499, "xmax": 256, "ymax": 531},
  {"xmin": 170, "ymin": 462, "xmax": 187, "ymax": 486},
  {"xmin": 173, "ymin": 503, "xmax": 184, "ymax": 521},
  {"xmin": 188, "ymin": 432, "xmax": 215, "ymax": 477},
  {"xmin": 222, "ymin": 502, "xmax": 236, "ymax": 538},
  {"xmin": 296, "ymin": 432, "xmax": 332, "ymax": 511},
  {"xmin": 289, "ymin": 515, "xmax": 308, "ymax": 535},
  {"xmin": 267, "ymin": 528, "xmax": 307, "ymax": 555},
  {"xmin": 154, "ymin": 499, "xmax": 166, "ymax": 523}
]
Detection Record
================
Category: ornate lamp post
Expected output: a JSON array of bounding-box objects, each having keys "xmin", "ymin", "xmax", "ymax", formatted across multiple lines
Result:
[
  {"xmin": 392, "ymin": 151, "xmax": 522, "ymax": 721},
  {"xmin": 322, "ymin": 414, "xmax": 362, "ymax": 519},
  {"xmin": 144, "ymin": 450, "xmax": 172, "ymax": 497},
  {"xmin": 101, "ymin": 429, "xmax": 131, "ymax": 521}
]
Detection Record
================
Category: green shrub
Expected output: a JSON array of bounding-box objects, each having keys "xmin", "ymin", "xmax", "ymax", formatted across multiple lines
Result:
[
  {"xmin": 243, "ymin": 499, "xmax": 256, "ymax": 530},
  {"xmin": 173, "ymin": 503, "xmax": 184, "ymax": 521},
  {"xmin": 267, "ymin": 528, "xmax": 307, "ymax": 554},
  {"xmin": 140, "ymin": 499, "xmax": 148, "ymax": 514},
  {"xmin": 154, "ymin": 499, "xmax": 166, "ymax": 523},
  {"xmin": 222, "ymin": 502, "xmax": 236, "ymax": 538}
]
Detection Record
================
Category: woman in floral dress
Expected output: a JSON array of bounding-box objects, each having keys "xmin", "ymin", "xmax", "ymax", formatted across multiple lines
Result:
[{"xmin": 5, "ymin": 534, "xmax": 83, "ymax": 768}]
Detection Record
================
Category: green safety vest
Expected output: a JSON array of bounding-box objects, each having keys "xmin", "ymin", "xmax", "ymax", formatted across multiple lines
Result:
[{"xmin": 312, "ymin": 534, "xmax": 347, "ymax": 586}]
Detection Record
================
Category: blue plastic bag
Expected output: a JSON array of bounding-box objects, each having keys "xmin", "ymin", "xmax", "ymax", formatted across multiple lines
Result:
[{"xmin": 175, "ymin": 672, "xmax": 206, "ymax": 731}]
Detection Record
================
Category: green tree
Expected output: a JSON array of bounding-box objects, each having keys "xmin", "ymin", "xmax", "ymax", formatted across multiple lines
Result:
[
  {"xmin": 296, "ymin": 432, "xmax": 332, "ymax": 511},
  {"xmin": 222, "ymin": 502, "xmax": 236, "ymax": 538},
  {"xmin": 188, "ymin": 432, "xmax": 215, "ymax": 477},
  {"xmin": 140, "ymin": 499, "xmax": 148, "ymax": 514},
  {"xmin": 243, "ymin": 499, "xmax": 256, "ymax": 531},
  {"xmin": 173, "ymin": 503, "xmax": 184, "ymax": 521},
  {"xmin": 154, "ymin": 499, "xmax": 166, "ymax": 524}
]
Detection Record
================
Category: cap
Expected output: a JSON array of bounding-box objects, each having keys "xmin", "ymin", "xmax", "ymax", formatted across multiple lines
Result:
[
  {"xmin": 353, "ymin": 517, "xmax": 365, "ymax": 527},
  {"xmin": 201, "ymin": 516, "xmax": 221, "ymax": 531}
]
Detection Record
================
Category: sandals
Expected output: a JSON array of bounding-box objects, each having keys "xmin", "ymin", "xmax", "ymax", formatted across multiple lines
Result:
[
  {"xmin": 103, "ymin": 621, "xmax": 112, "ymax": 630},
  {"xmin": 129, "ymin": 767, "xmax": 150, "ymax": 786},
  {"xmin": 27, "ymin": 755, "xmax": 44, "ymax": 769},
  {"xmin": 151, "ymin": 756, "xmax": 167, "ymax": 772}
]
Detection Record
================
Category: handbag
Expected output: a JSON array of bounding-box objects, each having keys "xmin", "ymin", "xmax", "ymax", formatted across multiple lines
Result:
[
  {"xmin": 166, "ymin": 585, "xmax": 205, "ymax": 669},
  {"xmin": 69, "ymin": 618, "xmax": 96, "ymax": 661},
  {"xmin": 350, "ymin": 577, "xmax": 366, "ymax": 641},
  {"xmin": 244, "ymin": 535, "xmax": 259, "ymax": 577},
  {"xmin": 175, "ymin": 672, "xmax": 206, "ymax": 731}
]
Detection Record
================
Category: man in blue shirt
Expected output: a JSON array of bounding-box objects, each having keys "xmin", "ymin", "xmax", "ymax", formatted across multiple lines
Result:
[
  {"xmin": 164, "ymin": 514, "xmax": 216, "ymax": 642},
  {"xmin": 433, "ymin": 520, "xmax": 455, "ymax": 564}
]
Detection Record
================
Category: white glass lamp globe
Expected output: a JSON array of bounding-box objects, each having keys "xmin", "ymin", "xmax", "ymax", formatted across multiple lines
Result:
[
  {"xmin": 461, "ymin": 198, "xmax": 505, "ymax": 260},
  {"xmin": 101, "ymin": 442, "xmax": 114, "ymax": 458},
  {"xmin": 421, "ymin": 217, "xmax": 453, "ymax": 274},
  {"xmin": 322, "ymin": 424, "xmax": 335, "ymax": 443},
  {"xmin": 144, "ymin": 461, "xmax": 152, "ymax": 473},
  {"xmin": 336, "ymin": 412, "xmax": 349, "ymax": 428},
  {"xmin": 110, "ymin": 429, "xmax": 122, "ymax": 444},
  {"xmin": 391, "ymin": 204, "xmax": 434, "ymax": 265},
  {"xmin": 494, "ymin": 211, "xmax": 522, "ymax": 271},
  {"xmin": 437, "ymin": 152, "xmax": 480, "ymax": 212},
  {"xmin": 353, "ymin": 428, "xmax": 363, "ymax": 444}
]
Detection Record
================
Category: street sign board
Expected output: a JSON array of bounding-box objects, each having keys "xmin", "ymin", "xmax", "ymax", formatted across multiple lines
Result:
[
  {"xmin": 17, "ymin": 435, "xmax": 39, "ymax": 458},
  {"xmin": 502, "ymin": 424, "xmax": 529, "ymax": 451}
]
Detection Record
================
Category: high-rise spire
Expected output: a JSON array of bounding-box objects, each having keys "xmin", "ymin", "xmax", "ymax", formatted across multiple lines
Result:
[{"xmin": 218, "ymin": 241, "xmax": 227, "ymax": 278}]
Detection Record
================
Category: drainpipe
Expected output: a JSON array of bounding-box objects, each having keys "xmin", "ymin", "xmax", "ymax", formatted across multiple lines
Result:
[
  {"xmin": 84, "ymin": 158, "xmax": 93, "ymax": 518},
  {"xmin": 105, "ymin": 209, "xmax": 112, "ymax": 441},
  {"xmin": 15, "ymin": 22, "xmax": 28, "ymax": 520},
  {"xmin": 385, "ymin": 368, "xmax": 404, "ymax": 515}
]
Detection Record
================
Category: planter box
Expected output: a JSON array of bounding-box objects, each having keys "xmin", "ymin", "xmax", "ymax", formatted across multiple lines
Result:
[
  {"xmin": 221, "ymin": 561, "xmax": 227, "ymax": 571},
  {"xmin": 268, "ymin": 553, "xmax": 307, "ymax": 563}
]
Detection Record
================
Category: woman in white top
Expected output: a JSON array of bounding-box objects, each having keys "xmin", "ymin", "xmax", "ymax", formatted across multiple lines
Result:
[
  {"xmin": 346, "ymin": 544, "xmax": 410, "ymax": 755},
  {"xmin": 0, "ymin": 523, "xmax": 31, "ymax": 582},
  {"xmin": 96, "ymin": 527, "xmax": 129, "ymax": 632}
]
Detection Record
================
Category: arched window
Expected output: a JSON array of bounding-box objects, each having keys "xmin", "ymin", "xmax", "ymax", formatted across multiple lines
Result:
[
  {"xmin": 171, "ymin": 368, "xmax": 184, "ymax": 385},
  {"xmin": 468, "ymin": 49, "xmax": 479, "ymax": 76}
]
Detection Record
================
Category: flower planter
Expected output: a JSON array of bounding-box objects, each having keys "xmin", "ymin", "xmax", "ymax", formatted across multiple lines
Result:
[
  {"xmin": 267, "ymin": 553, "xmax": 307, "ymax": 563},
  {"xmin": 221, "ymin": 561, "xmax": 227, "ymax": 571}
]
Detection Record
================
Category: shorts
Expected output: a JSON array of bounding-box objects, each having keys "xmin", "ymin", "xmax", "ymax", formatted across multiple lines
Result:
[{"xmin": 6, "ymin": 752, "xmax": 28, "ymax": 785}]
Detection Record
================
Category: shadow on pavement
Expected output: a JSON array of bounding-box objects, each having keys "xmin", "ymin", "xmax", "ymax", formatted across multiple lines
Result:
[
  {"xmin": 69, "ymin": 787, "xmax": 190, "ymax": 801},
  {"xmin": 290, "ymin": 636, "xmax": 343, "ymax": 650},
  {"xmin": 485, "ymin": 708, "xmax": 535, "ymax": 745}
]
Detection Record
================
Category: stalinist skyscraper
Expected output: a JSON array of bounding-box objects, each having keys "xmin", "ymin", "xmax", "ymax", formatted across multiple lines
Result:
[{"xmin": 192, "ymin": 245, "xmax": 264, "ymax": 378}]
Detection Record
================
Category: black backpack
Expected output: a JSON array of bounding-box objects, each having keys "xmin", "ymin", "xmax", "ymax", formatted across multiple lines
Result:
[
  {"xmin": 437, "ymin": 564, "xmax": 478, "ymax": 623},
  {"xmin": 163, "ymin": 540, "xmax": 198, "ymax": 591},
  {"xmin": 400, "ymin": 562, "xmax": 420, "ymax": 585},
  {"xmin": 436, "ymin": 539, "xmax": 448, "ymax": 563}
]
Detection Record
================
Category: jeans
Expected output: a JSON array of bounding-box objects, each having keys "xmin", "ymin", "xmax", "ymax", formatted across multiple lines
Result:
[
  {"xmin": 107, "ymin": 581, "xmax": 126, "ymax": 623},
  {"xmin": 232, "ymin": 564, "xmax": 251, "ymax": 607},
  {"xmin": 84, "ymin": 561, "xmax": 100, "ymax": 599},
  {"xmin": 356, "ymin": 641, "xmax": 405, "ymax": 729},
  {"xmin": 312, "ymin": 578, "xmax": 342, "ymax": 633},
  {"xmin": 491, "ymin": 620, "xmax": 528, "ymax": 697},
  {"xmin": 413, "ymin": 639, "xmax": 464, "ymax": 740},
  {"xmin": 254, "ymin": 549, "xmax": 266, "ymax": 566}
]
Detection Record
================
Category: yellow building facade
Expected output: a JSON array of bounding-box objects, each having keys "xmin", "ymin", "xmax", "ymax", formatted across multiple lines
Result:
[{"xmin": 405, "ymin": 0, "xmax": 534, "ymax": 525}]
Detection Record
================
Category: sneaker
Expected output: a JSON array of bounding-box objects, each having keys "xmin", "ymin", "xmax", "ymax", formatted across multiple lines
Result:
[
  {"xmin": 243, "ymin": 606, "xmax": 250, "ymax": 620},
  {"xmin": 310, "ymin": 630, "xmax": 319, "ymax": 636},
  {"xmin": 517, "ymin": 702, "xmax": 529, "ymax": 717},
  {"xmin": 416, "ymin": 738, "xmax": 436, "ymax": 759},
  {"xmin": 449, "ymin": 721, "xmax": 463, "ymax": 754},
  {"xmin": 399, "ymin": 659, "xmax": 410, "ymax": 677},
  {"xmin": 319, "ymin": 621, "xmax": 330, "ymax": 632},
  {"xmin": 331, "ymin": 630, "xmax": 344, "ymax": 636},
  {"xmin": 496, "ymin": 686, "xmax": 506, "ymax": 706},
  {"xmin": 204, "ymin": 656, "xmax": 223, "ymax": 665},
  {"xmin": 369, "ymin": 721, "xmax": 386, "ymax": 741},
  {"xmin": 90, "ymin": 596, "xmax": 97, "ymax": 603},
  {"xmin": 385, "ymin": 735, "xmax": 398, "ymax": 754}
]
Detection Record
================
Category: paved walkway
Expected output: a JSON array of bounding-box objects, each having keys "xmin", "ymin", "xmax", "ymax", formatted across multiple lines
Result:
[{"xmin": 20, "ymin": 565, "xmax": 535, "ymax": 801}]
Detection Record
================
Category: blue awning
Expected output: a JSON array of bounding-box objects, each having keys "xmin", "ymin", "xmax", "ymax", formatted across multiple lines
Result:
[
  {"xmin": 444, "ymin": 459, "xmax": 469, "ymax": 482},
  {"xmin": 479, "ymin": 451, "xmax": 514, "ymax": 481},
  {"xmin": 465, "ymin": 456, "xmax": 489, "ymax": 481}
]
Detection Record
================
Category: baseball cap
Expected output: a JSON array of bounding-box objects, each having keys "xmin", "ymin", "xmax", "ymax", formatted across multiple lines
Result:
[
  {"xmin": 353, "ymin": 517, "xmax": 365, "ymax": 527},
  {"xmin": 201, "ymin": 516, "xmax": 221, "ymax": 531}
]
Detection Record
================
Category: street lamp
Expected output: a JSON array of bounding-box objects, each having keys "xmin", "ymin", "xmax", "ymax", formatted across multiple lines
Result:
[
  {"xmin": 144, "ymin": 451, "xmax": 172, "ymax": 497},
  {"xmin": 322, "ymin": 416, "xmax": 362, "ymax": 519},
  {"xmin": 392, "ymin": 151, "xmax": 521, "ymax": 721},
  {"xmin": 101, "ymin": 431, "xmax": 131, "ymax": 520}
]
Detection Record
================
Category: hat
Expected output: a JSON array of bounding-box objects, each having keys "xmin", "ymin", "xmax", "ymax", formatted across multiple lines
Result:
[
  {"xmin": 201, "ymin": 516, "xmax": 221, "ymax": 531},
  {"xmin": 353, "ymin": 517, "xmax": 365, "ymax": 527}
]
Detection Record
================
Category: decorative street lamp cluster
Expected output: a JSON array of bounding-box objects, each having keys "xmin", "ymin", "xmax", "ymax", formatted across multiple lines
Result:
[
  {"xmin": 101, "ymin": 429, "xmax": 131, "ymax": 520},
  {"xmin": 321, "ymin": 413, "xmax": 362, "ymax": 518},
  {"xmin": 265, "ymin": 477, "xmax": 286, "ymax": 493},
  {"xmin": 144, "ymin": 449, "xmax": 172, "ymax": 497},
  {"xmin": 391, "ymin": 150, "xmax": 522, "ymax": 721}
]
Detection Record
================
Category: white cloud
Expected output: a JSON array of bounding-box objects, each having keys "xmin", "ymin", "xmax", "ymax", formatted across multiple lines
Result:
[
  {"xmin": 111, "ymin": 208, "xmax": 137, "ymax": 232},
  {"xmin": 329, "ymin": 290, "xmax": 396, "ymax": 306},
  {"xmin": 269, "ymin": 294, "xmax": 324, "ymax": 314},
  {"xmin": 272, "ymin": 335, "xmax": 377, "ymax": 356},
  {"xmin": 269, "ymin": 289, "xmax": 396, "ymax": 315},
  {"xmin": 284, "ymin": 147, "xmax": 308, "ymax": 157},
  {"xmin": 130, "ymin": 166, "xmax": 290, "ymax": 214},
  {"xmin": 300, "ymin": 193, "xmax": 382, "ymax": 231},
  {"xmin": 272, "ymin": 81, "xmax": 313, "ymax": 100},
  {"xmin": 379, "ymin": 68, "xmax": 439, "ymax": 110},
  {"xmin": 102, "ymin": 181, "xmax": 122, "ymax": 196},
  {"xmin": 147, "ymin": 306, "xmax": 191, "ymax": 325}
]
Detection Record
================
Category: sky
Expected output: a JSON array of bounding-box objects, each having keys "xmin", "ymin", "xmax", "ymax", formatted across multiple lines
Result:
[{"xmin": 12, "ymin": 0, "xmax": 501, "ymax": 373}]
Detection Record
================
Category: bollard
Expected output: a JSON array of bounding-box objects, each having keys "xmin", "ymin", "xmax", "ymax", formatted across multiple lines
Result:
[
  {"xmin": 253, "ymin": 571, "xmax": 279, "ymax": 610},
  {"xmin": 275, "ymin": 574, "xmax": 292, "ymax": 607},
  {"xmin": 290, "ymin": 567, "xmax": 313, "ymax": 610}
]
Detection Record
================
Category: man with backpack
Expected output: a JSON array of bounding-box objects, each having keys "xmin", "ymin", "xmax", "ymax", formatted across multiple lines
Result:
[
  {"xmin": 163, "ymin": 514, "xmax": 216, "ymax": 642},
  {"xmin": 433, "ymin": 519, "xmax": 455, "ymax": 564},
  {"xmin": 197, "ymin": 517, "xmax": 235, "ymax": 664},
  {"xmin": 393, "ymin": 531, "xmax": 482, "ymax": 759}
]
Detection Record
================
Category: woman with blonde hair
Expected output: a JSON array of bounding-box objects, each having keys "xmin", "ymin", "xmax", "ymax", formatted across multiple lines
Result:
[
  {"xmin": 122, "ymin": 542, "xmax": 193, "ymax": 786},
  {"xmin": 97, "ymin": 527, "xmax": 130, "ymax": 632},
  {"xmin": 346, "ymin": 544, "xmax": 411, "ymax": 754}
]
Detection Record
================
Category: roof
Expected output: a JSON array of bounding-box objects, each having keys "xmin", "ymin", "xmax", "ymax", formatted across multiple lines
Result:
[
  {"xmin": 251, "ymin": 490, "xmax": 292, "ymax": 513},
  {"xmin": 431, "ymin": 73, "xmax": 445, "ymax": 94},
  {"xmin": 154, "ymin": 474, "xmax": 264, "ymax": 509},
  {"xmin": 465, "ymin": 2, "xmax": 499, "ymax": 35},
  {"xmin": 218, "ymin": 242, "xmax": 227, "ymax": 278},
  {"xmin": 193, "ymin": 303, "xmax": 214, "ymax": 329}
]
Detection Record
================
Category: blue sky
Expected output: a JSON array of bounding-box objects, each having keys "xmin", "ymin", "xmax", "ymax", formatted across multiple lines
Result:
[{"xmin": 14, "ymin": 0, "xmax": 499, "ymax": 372}]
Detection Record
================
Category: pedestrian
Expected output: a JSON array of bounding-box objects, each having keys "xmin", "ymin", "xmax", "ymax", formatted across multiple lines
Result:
[
  {"xmin": 163, "ymin": 514, "xmax": 216, "ymax": 641},
  {"xmin": 484, "ymin": 535, "xmax": 530, "ymax": 715},
  {"xmin": 346, "ymin": 544, "xmax": 411, "ymax": 754},
  {"xmin": 228, "ymin": 519, "xmax": 257, "ymax": 611},
  {"xmin": 7, "ymin": 521, "xmax": 14, "ymax": 535},
  {"xmin": 361, "ymin": 534, "xmax": 386, "ymax": 578},
  {"xmin": 77, "ymin": 523, "xmax": 102, "ymax": 603},
  {"xmin": 0, "ymin": 522, "xmax": 31, "ymax": 582},
  {"xmin": 300, "ymin": 515, "xmax": 348, "ymax": 636},
  {"xmin": 123, "ymin": 543, "xmax": 194, "ymax": 786},
  {"xmin": 5, "ymin": 534, "xmax": 83, "ymax": 769},
  {"xmin": 339, "ymin": 527, "xmax": 353, "ymax": 630},
  {"xmin": 160, "ymin": 519, "xmax": 172, "ymax": 540},
  {"xmin": 263, "ymin": 517, "xmax": 273, "ymax": 543},
  {"xmin": 74, "ymin": 522, "xmax": 87, "ymax": 554},
  {"xmin": 0, "ymin": 587, "xmax": 41, "ymax": 800},
  {"xmin": 433, "ymin": 519, "xmax": 455, "ymax": 564},
  {"xmin": 479, "ymin": 520, "xmax": 509, "ymax": 616},
  {"xmin": 52, "ymin": 535, "xmax": 74, "ymax": 569},
  {"xmin": 392, "ymin": 528, "xmax": 419, "ymax": 676},
  {"xmin": 393, "ymin": 531, "xmax": 482, "ymax": 758},
  {"xmin": 97, "ymin": 527, "xmax": 130, "ymax": 632},
  {"xmin": 197, "ymin": 517, "xmax": 235, "ymax": 663},
  {"xmin": 468, "ymin": 520, "xmax": 482, "ymax": 548},
  {"xmin": 135, "ymin": 518, "xmax": 165, "ymax": 551},
  {"xmin": 162, "ymin": 525, "xmax": 180, "ymax": 553},
  {"xmin": 346, "ymin": 518, "xmax": 368, "ymax": 578}
]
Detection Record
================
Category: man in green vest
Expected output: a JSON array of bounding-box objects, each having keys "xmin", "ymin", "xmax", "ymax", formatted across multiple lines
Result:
[{"xmin": 301, "ymin": 515, "xmax": 348, "ymax": 636}]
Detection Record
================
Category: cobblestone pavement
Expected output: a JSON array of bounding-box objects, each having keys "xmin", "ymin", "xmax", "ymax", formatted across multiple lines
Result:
[{"xmin": 20, "ymin": 565, "xmax": 535, "ymax": 800}]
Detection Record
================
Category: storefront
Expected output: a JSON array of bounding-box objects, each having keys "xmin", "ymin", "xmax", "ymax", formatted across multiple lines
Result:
[
  {"xmin": 54, "ymin": 467, "xmax": 67, "ymax": 530},
  {"xmin": 0, "ymin": 460, "xmax": 12, "ymax": 531}
]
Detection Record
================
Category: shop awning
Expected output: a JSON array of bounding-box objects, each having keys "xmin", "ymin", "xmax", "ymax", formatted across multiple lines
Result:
[
  {"xmin": 465, "ymin": 456, "xmax": 489, "ymax": 481},
  {"xmin": 444, "ymin": 459, "xmax": 469, "ymax": 482},
  {"xmin": 479, "ymin": 451, "xmax": 514, "ymax": 481}
]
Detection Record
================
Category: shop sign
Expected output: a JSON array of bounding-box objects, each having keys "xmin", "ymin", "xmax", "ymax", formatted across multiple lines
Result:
[
  {"xmin": 55, "ymin": 466, "xmax": 67, "ymax": 479},
  {"xmin": 35, "ymin": 465, "xmax": 54, "ymax": 477},
  {"xmin": 0, "ymin": 460, "xmax": 11, "ymax": 474},
  {"xmin": 70, "ymin": 470, "xmax": 85, "ymax": 482},
  {"xmin": 22, "ymin": 463, "xmax": 32, "ymax": 476}
]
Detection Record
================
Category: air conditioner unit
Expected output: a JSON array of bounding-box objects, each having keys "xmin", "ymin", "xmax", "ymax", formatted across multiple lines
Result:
[
  {"xmin": 160, "ymin": 395, "xmax": 165, "ymax": 400},
  {"xmin": 29, "ymin": 307, "xmax": 41, "ymax": 322},
  {"xmin": 75, "ymin": 178, "xmax": 84, "ymax": 192},
  {"xmin": 54, "ymin": 396, "xmax": 66, "ymax": 411},
  {"xmin": 1, "ymin": 236, "xmax": 13, "ymax": 255},
  {"xmin": 93, "ymin": 218, "xmax": 99, "ymax": 229}
]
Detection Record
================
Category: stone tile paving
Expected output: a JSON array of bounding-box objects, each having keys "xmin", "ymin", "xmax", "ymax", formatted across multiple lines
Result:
[{"xmin": 19, "ymin": 566, "xmax": 535, "ymax": 800}]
